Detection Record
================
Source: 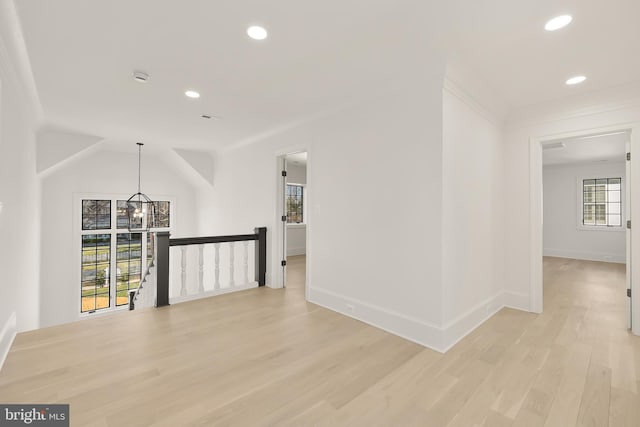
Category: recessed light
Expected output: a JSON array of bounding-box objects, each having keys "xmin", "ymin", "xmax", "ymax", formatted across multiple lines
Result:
[
  {"xmin": 566, "ymin": 75, "xmax": 587, "ymax": 85},
  {"xmin": 247, "ymin": 26, "xmax": 268, "ymax": 40},
  {"xmin": 545, "ymin": 15, "xmax": 573, "ymax": 31},
  {"xmin": 132, "ymin": 71, "xmax": 149, "ymax": 83},
  {"xmin": 185, "ymin": 90, "xmax": 200, "ymax": 99}
]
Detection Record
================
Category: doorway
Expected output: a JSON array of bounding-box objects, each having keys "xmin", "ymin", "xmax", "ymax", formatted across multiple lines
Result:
[
  {"xmin": 531, "ymin": 125, "xmax": 639, "ymax": 335},
  {"xmin": 278, "ymin": 151, "xmax": 308, "ymax": 293},
  {"xmin": 542, "ymin": 131, "xmax": 630, "ymax": 327}
]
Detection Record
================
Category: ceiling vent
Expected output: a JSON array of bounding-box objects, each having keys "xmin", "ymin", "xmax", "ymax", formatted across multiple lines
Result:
[
  {"xmin": 542, "ymin": 142, "xmax": 566, "ymax": 151},
  {"xmin": 133, "ymin": 71, "xmax": 150, "ymax": 83}
]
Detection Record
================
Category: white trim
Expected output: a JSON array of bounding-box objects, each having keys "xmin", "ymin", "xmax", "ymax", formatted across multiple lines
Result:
[
  {"xmin": 170, "ymin": 283, "xmax": 258, "ymax": 305},
  {"xmin": 530, "ymin": 123, "xmax": 640, "ymax": 335},
  {"xmin": 530, "ymin": 137, "xmax": 544, "ymax": 314},
  {"xmin": 441, "ymin": 292, "xmax": 504, "ymax": 353},
  {"xmin": 0, "ymin": 312, "xmax": 17, "ymax": 372},
  {"xmin": 308, "ymin": 286, "xmax": 446, "ymax": 352},
  {"xmin": 630, "ymin": 126, "xmax": 640, "ymax": 335},
  {"xmin": 273, "ymin": 155, "xmax": 286, "ymax": 290},
  {"xmin": 543, "ymin": 249, "xmax": 626, "ymax": 264},
  {"xmin": 510, "ymin": 100, "xmax": 640, "ymax": 131},
  {"xmin": 309, "ymin": 286, "xmax": 520, "ymax": 353},
  {"xmin": 274, "ymin": 146, "xmax": 311, "ymax": 303},
  {"xmin": 443, "ymin": 79, "xmax": 504, "ymax": 127},
  {"xmin": 507, "ymin": 82, "xmax": 640, "ymax": 131},
  {"xmin": 504, "ymin": 291, "xmax": 530, "ymax": 311},
  {"xmin": 626, "ymin": 138, "xmax": 632, "ymax": 329}
]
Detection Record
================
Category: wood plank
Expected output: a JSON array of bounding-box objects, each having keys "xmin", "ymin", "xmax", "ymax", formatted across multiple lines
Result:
[
  {"xmin": 0, "ymin": 256, "xmax": 634, "ymax": 426},
  {"xmin": 576, "ymin": 361, "xmax": 612, "ymax": 427}
]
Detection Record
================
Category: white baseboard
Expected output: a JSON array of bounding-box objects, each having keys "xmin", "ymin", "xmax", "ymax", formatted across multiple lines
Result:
[
  {"xmin": 0, "ymin": 312, "xmax": 17, "ymax": 372},
  {"xmin": 441, "ymin": 292, "xmax": 504, "ymax": 353},
  {"xmin": 170, "ymin": 282, "xmax": 259, "ymax": 305},
  {"xmin": 544, "ymin": 248, "xmax": 625, "ymax": 264},
  {"xmin": 504, "ymin": 291, "xmax": 530, "ymax": 311},
  {"xmin": 308, "ymin": 287, "xmax": 446, "ymax": 352},
  {"xmin": 308, "ymin": 288, "xmax": 537, "ymax": 354},
  {"xmin": 287, "ymin": 247, "xmax": 306, "ymax": 256}
]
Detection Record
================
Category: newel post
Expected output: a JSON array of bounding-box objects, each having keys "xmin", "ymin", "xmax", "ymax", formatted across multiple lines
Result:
[
  {"xmin": 156, "ymin": 232, "xmax": 171, "ymax": 307},
  {"xmin": 254, "ymin": 227, "xmax": 267, "ymax": 286}
]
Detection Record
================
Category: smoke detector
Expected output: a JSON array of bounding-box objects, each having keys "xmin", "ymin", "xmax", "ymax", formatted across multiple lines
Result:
[{"xmin": 133, "ymin": 71, "xmax": 150, "ymax": 83}]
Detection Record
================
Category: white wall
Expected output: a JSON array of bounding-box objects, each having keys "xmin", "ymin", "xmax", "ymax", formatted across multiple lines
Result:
[
  {"xmin": 287, "ymin": 225, "xmax": 306, "ymax": 256},
  {"xmin": 0, "ymin": 0, "xmax": 41, "ymax": 347},
  {"xmin": 286, "ymin": 162, "xmax": 306, "ymax": 185},
  {"xmin": 198, "ymin": 71, "xmax": 448, "ymax": 349},
  {"xmin": 39, "ymin": 146, "xmax": 199, "ymax": 327},
  {"xmin": 504, "ymin": 82, "xmax": 640, "ymax": 311},
  {"xmin": 543, "ymin": 161, "xmax": 626, "ymax": 263},
  {"xmin": 441, "ymin": 85, "xmax": 505, "ymax": 347},
  {"xmin": 286, "ymin": 161, "xmax": 306, "ymax": 256}
]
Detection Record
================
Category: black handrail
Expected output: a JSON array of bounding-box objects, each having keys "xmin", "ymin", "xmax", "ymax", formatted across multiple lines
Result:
[
  {"xmin": 170, "ymin": 234, "xmax": 259, "ymax": 246},
  {"xmin": 156, "ymin": 227, "xmax": 267, "ymax": 307}
]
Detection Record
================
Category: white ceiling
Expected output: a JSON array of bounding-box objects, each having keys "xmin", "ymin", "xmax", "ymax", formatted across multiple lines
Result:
[
  {"xmin": 14, "ymin": 0, "xmax": 640, "ymax": 151},
  {"xmin": 543, "ymin": 132, "xmax": 628, "ymax": 166},
  {"xmin": 447, "ymin": 0, "xmax": 640, "ymax": 108},
  {"xmin": 286, "ymin": 152, "xmax": 307, "ymax": 166}
]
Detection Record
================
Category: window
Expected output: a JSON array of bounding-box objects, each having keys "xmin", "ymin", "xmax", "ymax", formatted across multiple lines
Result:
[
  {"xmin": 79, "ymin": 197, "xmax": 171, "ymax": 314},
  {"xmin": 81, "ymin": 233, "xmax": 111, "ymax": 312},
  {"xmin": 582, "ymin": 178, "xmax": 622, "ymax": 227},
  {"xmin": 286, "ymin": 184, "xmax": 304, "ymax": 223},
  {"xmin": 82, "ymin": 200, "xmax": 111, "ymax": 230}
]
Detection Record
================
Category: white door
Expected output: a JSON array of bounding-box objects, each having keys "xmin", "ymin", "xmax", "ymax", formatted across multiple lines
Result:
[
  {"xmin": 281, "ymin": 157, "xmax": 288, "ymax": 288},
  {"xmin": 626, "ymin": 137, "xmax": 632, "ymax": 329}
]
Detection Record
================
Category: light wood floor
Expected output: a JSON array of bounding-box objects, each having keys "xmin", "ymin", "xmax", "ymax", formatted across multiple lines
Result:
[{"xmin": 1, "ymin": 256, "xmax": 638, "ymax": 426}]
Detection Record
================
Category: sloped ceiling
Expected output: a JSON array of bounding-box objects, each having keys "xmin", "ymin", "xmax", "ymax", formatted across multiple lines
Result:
[{"xmin": 37, "ymin": 126, "xmax": 103, "ymax": 173}]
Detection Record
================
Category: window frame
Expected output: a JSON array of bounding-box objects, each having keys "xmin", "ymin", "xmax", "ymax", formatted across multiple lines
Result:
[
  {"xmin": 285, "ymin": 183, "xmax": 305, "ymax": 225},
  {"xmin": 576, "ymin": 176, "xmax": 625, "ymax": 232},
  {"xmin": 74, "ymin": 193, "xmax": 174, "ymax": 319}
]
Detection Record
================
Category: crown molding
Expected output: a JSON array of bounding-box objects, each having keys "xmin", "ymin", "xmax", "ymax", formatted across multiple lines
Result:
[
  {"xmin": 506, "ymin": 82, "xmax": 640, "ymax": 131},
  {"xmin": 443, "ymin": 78, "xmax": 506, "ymax": 127}
]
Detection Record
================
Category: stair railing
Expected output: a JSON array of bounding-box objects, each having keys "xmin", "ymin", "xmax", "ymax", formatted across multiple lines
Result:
[
  {"xmin": 154, "ymin": 227, "xmax": 267, "ymax": 307},
  {"xmin": 128, "ymin": 232, "xmax": 157, "ymax": 310}
]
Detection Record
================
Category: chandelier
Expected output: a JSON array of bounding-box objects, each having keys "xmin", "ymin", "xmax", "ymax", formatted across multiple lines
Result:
[{"xmin": 126, "ymin": 143, "xmax": 156, "ymax": 232}]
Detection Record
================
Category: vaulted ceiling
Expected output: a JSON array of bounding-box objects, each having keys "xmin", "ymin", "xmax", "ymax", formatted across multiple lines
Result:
[{"xmin": 14, "ymin": 0, "xmax": 640, "ymax": 150}]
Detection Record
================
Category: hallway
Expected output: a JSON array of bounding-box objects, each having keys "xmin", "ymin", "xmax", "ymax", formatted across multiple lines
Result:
[
  {"xmin": 286, "ymin": 254, "xmax": 306, "ymax": 291},
  {"xmin": 0, "ymin": 258, "xmax": 638, "ymax": 426}
]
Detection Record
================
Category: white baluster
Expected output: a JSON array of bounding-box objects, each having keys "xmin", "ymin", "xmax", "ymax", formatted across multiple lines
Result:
[
  {"xmin": 229, "ymin": 242, "xmax": 235, "ymax": 287},
  {"xmin": 243, "ymin": 241, "xmax": 249, "ymax": 285},
  {"xmin": 214, "ymin": 243, "xmax": 221, "ymax": 290},
  {"xmin": 198, "ymin": 244, "xmax": 205, "ymax": 294},
  {"xmin": 180, "ymin": 246, "xmax": 187, "ymax": 296}
]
